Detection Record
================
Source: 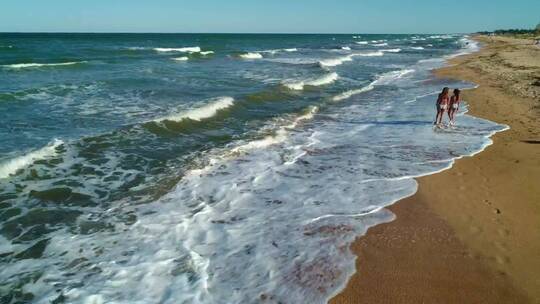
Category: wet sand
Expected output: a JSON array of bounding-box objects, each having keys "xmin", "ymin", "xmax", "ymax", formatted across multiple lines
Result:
[{"xmin": 331, "ymin": 36, "xmax": 540, "ymax": 304}]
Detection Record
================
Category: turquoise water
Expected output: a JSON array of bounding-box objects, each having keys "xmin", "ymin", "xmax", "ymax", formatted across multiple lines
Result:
[{"xmin": 0, "ymin": 34, "xmax": 505, "ymax": 303}]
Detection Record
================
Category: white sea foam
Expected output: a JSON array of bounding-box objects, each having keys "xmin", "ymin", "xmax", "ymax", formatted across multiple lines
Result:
[
  {"xmin": 172, "ymin": 57, "xmax": 189, "ymax": 61},
  {"xmin": 263, "ymin": 57, "xmax": 318, "ymax": 65},
  {"xmin": 381, "ymin": 48, "xmax": 402, "ymax": 53},
  {"xmin": 356, "ymin": 51, "xmax": 384, "ymax": 57},
  {"xmin": 0, "ymin": 139, "xmax": 63, "ymax": 179},
  {"xmin": 232, "ymin": 106, "xmax": 319, "ymax": 153},
  {"xmin": 200, "ymin": 51, "xmax": 215, "ymax": 55},
  {"xmin": 356, "ymin": 41, "xmax": 368, "ymax": 45},
  {"xmin": 261, "ymin": 48, "xmax": 298, "ymax": 55},
  {"xmin": 126, "ymin": 46, "xmax": 148, "ymax": 50},
  {"xmin": 374, "ymin": 69, "xmax": 415, "ymax": 85},
  {"xmin": 3, "ymin": 34, "xmax": 505, "ymax": 304},
  {"xmin": 27, "ymin": 92, "xmax": 506, "ymax": 304},
  {"xmin": 411, "ymin": 46, "xmax": 425, "ymax": 50},
  {"xmin": 372, "ymin": 43, "xmax": 388, "ymax": 47},
  {"xmin": 429, "ymin": 35, "xmax": 453, "ymax": 39},
  {"xmin": 2, "ymin": 61, "xmax": 85, "ymax": 69},
  {"xmin": 5, "ymin": 35, "xmax": 511, "ymax": 304},
  {"xmin": 445, "ymin": 37, "xmax": 480, "ymax": 59},
  {"xmin": 239, "ymin": 52, "xmax": 263, "ymax": 59},
  {"xmin": 332, "ymin": 68, "xmax": 414, "ymax": 101},
  {"xmin": 154, "ymin": 47, "xmax": 201, "ymax": 53},
  {"xmin": 318, "ymin": 50, "xmax": 385, "ymax": 67},
  {"xmin": 332, "ymin": 84, "xmax": 375, "ymax": 101},
  {"xmin": 318, "ymin": 55, "xmax": 354, "ymax": 67},
  {"xmin": 341, "ymin": 46, "xmax": 351, "ymax": 51},
  {"xmin": 158, "ymin": 97, "xmax": 234, "ymax": 122},
  {"xmin": 283, "ymin": 72, "xmax": 339, "ymax": 90}
]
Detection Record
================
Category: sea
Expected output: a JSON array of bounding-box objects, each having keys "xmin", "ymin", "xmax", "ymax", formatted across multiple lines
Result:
[{"xmin": 0, "ymin": 33, "xmax": 507, "ymax": 304}]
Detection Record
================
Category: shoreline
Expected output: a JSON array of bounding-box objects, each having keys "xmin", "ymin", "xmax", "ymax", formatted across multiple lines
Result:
[{"xmin": 331, "ymin": 35, "xmax": 540, "ymax": 303}]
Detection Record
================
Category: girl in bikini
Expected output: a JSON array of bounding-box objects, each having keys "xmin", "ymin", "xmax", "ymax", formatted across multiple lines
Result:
[
  {"xmin": 448, "ymin": 89, "xmax": 461, "ymax": 126},
  {"xmin": 434, "ymin": 87, "xmax": 450, "ymax": 127}
]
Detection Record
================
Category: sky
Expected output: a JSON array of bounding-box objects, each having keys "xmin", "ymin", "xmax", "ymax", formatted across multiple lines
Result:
[{"xmin": 0, "ymin": 0, "xmax": 538, "ymax": 34}]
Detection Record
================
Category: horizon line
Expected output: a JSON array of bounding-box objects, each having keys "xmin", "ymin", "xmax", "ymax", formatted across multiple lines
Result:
[{"xmin": 0, "ymin": 31, "xmax": 470, "ymax": 35}]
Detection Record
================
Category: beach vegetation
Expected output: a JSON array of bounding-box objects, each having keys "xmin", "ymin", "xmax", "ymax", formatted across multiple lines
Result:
[{"xmin": 478, "ymin": 25, "xmax": 540, "ymax": 39}]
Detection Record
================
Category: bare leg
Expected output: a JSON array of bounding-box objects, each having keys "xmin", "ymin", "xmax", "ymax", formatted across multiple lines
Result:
[
  {"xmin": 436, "ymin": 110, "xmax": 444, "ymax": 126},
  {"xmin": 448, "ymin": 109, "xmax": 454, "ymax": 125}
]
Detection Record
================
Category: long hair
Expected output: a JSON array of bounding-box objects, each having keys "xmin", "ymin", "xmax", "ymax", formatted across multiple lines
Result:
[
  {"xmin": 453, "ymin": 88, "xmax": 461, "ymax": 100},
  {"xmin": 438, "ymin": 87, "xmax": 450, "ymax": 100}
]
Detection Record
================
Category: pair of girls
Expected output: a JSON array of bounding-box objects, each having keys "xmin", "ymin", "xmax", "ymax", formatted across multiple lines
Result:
[{"xmin": 434, "ymin": 87, "xmax": 460, "ymax": 127}]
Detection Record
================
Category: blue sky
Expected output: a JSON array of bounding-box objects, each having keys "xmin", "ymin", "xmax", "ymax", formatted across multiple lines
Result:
[{"xmin": 1, "ymin": 0, "xmax": 538, "ymax": 33}]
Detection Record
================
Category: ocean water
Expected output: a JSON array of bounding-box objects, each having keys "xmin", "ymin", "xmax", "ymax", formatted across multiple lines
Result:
[{"xmin": 0, "ymin": 33, "xmax": 506, "ymax": 303}]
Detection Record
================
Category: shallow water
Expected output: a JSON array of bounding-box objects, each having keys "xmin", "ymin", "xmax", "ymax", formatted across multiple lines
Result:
[{"xmin": 0, "ymin": 33, "xmax": 505, "ymax": 303}]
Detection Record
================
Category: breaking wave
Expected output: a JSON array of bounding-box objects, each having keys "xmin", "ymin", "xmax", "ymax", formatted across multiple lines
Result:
[{"xmin": 283, "ymin": 72, "xmax": 339, "ymax": 90}]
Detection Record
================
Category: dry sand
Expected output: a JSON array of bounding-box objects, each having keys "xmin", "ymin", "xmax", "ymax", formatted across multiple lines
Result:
[{"xmin": 331, "ymin": 36, "xmax": 540, "ymax": 304}]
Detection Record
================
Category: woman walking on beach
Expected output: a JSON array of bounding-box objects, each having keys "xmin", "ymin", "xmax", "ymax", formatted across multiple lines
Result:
[
  {"xmin": 448, "ymin": 89, "xmax": 461, "ymax": 125},
  {"xmin": 434, "ymin": 87, "xmax": 450, "ymax": 126}
]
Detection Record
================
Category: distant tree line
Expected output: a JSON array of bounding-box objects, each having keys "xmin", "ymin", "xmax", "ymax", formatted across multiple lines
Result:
[{"xmin": 477, "ymin": 24, "xmax": 540, "ymax": 35}]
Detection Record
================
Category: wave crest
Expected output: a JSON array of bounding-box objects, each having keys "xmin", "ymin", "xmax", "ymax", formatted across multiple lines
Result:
[
  {"xmin": 239, "ymin": 52, "xmax": 263, "ymax": 59},
  {"xmin": 154, "ymin": 47, "xmax": 201, "ymax": 53},
  {"xmin": 332, "ymin": 68, "xmax": 415, "ymax": 101},
  {"xmin": 356, "ymin": 51, "xmax": 384, "ymax": 57},
  {"xmin": 2, "ymin": 61, "xmax": 85, "ymax": 69},
  {"xmin": 381, "ymin": 48, "xmax": 402, "ymax": 53},
  {"xmin": 158, "ymin": 97, "xmax": 235, "ymax": 122},
  {"xmin": 283, "ymin": 72, "xmax": 339, "ymax": 90},
  {"xmin": 318, "ymin": 55, "xmax": 354, "ymax": 67},
  {"xmin": 333, "ymin": 84, "xmax": 375, "ymax": 102},
  {"xmin": 0, "ymin": 139, "xmax": 64, "ymax": 179},
  {"xmin": 261, "ymin": 48, "xmax": 298, "ymax": 55}
]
